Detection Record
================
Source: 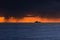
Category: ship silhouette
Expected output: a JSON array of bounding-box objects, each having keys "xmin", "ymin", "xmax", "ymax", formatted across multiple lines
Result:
[{"xmin": 35, "ymin": 21, "xmax": 41, "ymax": 23}]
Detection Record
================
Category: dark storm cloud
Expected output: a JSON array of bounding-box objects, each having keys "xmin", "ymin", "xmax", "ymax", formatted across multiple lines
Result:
[
  {"xmin": 32, "ymin": 0, "xmax": 60, "ymax": 18},
  {"xmin": 0, "ymin": 0, "xmax": 60, "ymax": 18}
]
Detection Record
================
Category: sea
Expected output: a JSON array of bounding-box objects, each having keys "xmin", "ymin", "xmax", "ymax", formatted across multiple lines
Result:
[{"xmin": 0, "ymin": 23, "xmax": 60, "ymax": 40}]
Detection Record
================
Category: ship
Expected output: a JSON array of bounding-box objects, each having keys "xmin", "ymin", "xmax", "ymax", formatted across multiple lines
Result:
[{"xmin": 35, "ymin": 21, "xmax": 41, "ymax": 23}]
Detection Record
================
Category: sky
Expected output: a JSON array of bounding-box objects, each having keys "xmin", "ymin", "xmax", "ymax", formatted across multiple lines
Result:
[{"xmin": 0, "ymin": 0, "xmax": 60, "ymax": 19}]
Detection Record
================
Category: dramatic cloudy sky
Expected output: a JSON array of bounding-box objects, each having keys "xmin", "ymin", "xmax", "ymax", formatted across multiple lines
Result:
[{"xmin": 0, "ymin": 0, "xmax": 60, "ymax": 18}]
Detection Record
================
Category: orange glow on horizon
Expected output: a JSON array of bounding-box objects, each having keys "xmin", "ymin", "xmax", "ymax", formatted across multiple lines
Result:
[
  {"xmin": 0, "ymin": 17, "xmax": 5, "ymax": 23},
  {"xmin": 0, "ymin": 16, "xmax": 60, "ymax": 23}
]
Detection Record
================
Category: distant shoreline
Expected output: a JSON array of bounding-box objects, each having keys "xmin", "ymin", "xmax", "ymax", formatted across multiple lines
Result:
[{"xmin": 0, "ymin": 22, "xmax": 60, "ymax": 24}]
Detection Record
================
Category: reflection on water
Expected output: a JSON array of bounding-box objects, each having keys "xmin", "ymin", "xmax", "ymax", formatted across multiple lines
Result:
[{"xmin": 0, "ymin": 23, "xmax": 60, "ymax": 40}]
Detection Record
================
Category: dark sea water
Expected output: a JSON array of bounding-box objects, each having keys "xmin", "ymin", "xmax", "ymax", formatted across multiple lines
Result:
[{"xmin": 0, "ymin": 23, "xmax": 60, "ymax": 40}]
